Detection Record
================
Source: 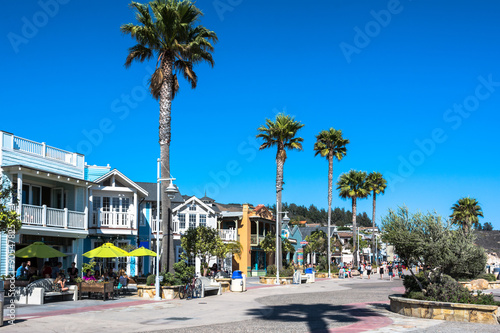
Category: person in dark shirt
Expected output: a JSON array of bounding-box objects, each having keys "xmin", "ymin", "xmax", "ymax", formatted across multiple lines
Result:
[{"xmin": 67, "ymin": 262, "xmax": 79, "ymax": 282}]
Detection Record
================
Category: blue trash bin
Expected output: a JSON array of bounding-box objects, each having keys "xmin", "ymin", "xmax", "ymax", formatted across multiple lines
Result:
[
  {"xmin": 232, "ymin": 270, "xmax": 243, "ymax": 279},
  {"xmin": 305, "ymin": 268, "xmax": 313, "ymax": 274}
]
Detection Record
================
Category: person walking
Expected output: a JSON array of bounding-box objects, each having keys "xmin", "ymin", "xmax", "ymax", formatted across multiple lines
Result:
[
  {"xmin": 358, "ymin": 263, "xmax": 364, "ymax": 279},
  {"xmin": 388, "ymin": 262, "xmax": 394, "ymax": 281},
  {"xmin": 379, "ymin": 262, "xmax": 385, "ymax": 280},
  {"xmin": 366, "ymin": 263, "xmax": 372, "ymax": 280}
]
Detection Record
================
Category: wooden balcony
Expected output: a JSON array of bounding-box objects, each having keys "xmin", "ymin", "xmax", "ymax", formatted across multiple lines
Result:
[
  {"xmin": 250, "ymin": 234, "xmax": 265, "ymax": 246},
  {"xmin": 151, "ymin": 218, "xmax": 179, "ymax": 235},
  {"xmin": 92, "ymin": 210, "xmax": 135, "ymax": 229},
  {"xmin": 12, "ymin": 204, "xmax": 87, "ymax": 230}
]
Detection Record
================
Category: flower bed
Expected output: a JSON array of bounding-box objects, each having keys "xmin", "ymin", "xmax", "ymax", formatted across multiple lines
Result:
[
  {"xmin": 389, "ymin": 296, "xmax": 499, "ymax": 325},
  {"xmin": 259, "ymin": 276, "xmax": 294, "ymax": 285}
]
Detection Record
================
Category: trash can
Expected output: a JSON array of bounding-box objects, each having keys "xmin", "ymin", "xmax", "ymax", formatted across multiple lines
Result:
[
  {"xmin": 231, "ymin": 270, "xmax": 243, "ymax": 292},
  {"xmin": 305, "ymin": 268, "xmax": 315, "ymax": 283},
  {"xmin": 493, "ymin": 267, "xmax": 500, "ymax": 280}
]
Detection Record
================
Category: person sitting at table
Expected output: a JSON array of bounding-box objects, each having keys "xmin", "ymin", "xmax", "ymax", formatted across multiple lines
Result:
[
  {"xmin": 83, "ymin": 269, "xmax": 96, "ymax": 282},
  {"xmin": 67, "ymin": 262, "xmax": 79, "ymax": 282},
  {"xmin": 42, "ymin": 261, "xmax": 52, "ymax": 278},
  {"xmin": 52, "ymin": 262, "xmax": 62, "ymax": 278},
  {"xmin": 54, "ymin": 272, "xmax": 69, "ymax": 292},
  {"xmin": 107, "ymin": 268, "xmax": 116, "ymax": 280},
  {"xmin": 94, "ymin": 270, "xmax": 102, "ymax": 281}
]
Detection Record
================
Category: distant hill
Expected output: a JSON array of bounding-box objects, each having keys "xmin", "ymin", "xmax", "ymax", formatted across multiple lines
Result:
[{"xmin": 473, "ymin": 230, "xmax": 500, "ymax": 257}]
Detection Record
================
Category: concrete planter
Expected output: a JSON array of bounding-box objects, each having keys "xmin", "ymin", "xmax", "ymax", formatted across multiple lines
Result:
[
  {"xmin": 389, "ymin": 296, "xmax": 499, "ymax": 325},
  {"xmin": 459, "ymin": 281, "xmax": 500, "ymax": 291},
  {"xmin": 137, "ymin": 284, "xmax": 182, "ymax": 299},
  {"xmin": 259, "ymin": 276, "xmax": 294, "ymax": 285}
]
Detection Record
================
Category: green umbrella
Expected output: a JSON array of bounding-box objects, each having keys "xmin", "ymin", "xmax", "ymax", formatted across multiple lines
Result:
[
  {"xmin": 83, "ymin": 242, "xmax": 130, "ymax": 258},
  {"xmin": 15, "ymin": 242, "xmax": 67, "ymax": 258},
  {"xmin": 128, "ymin": 247, "xmax": 157, "ymax": 257}
]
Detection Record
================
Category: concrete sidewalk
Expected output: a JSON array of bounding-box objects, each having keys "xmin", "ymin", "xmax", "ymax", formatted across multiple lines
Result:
[{"xmin": 1, "ymin": 277, "xmax": 497, "ymax": 332}]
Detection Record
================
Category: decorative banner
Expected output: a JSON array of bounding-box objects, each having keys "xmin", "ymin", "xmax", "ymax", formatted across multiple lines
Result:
[
  {"xmin": 281, "ymin": 229, "xmax": 289, "ymax": 239},
  {"xmin": 297, "ymin": 248, "xmax": 303, "ymax": 265},
  {"xmin": 300, "ymin": 241, "xmax": 308, "ymax": 245}
]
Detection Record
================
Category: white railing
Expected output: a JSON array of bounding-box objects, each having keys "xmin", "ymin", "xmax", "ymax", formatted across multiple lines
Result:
[
  {"xmin": 11, "ymin": 203, "xmax": 86, "ymax": 230},
  {"xmin": 13, "ymin": 137, "xmax": 43, "ymax": 155},
  {"xmin": 46, "ymin": 207, "xmax": 65, "ymax": 227},
  {"xmin": 68, "ymin": 211, "xmax": 86, "ymax": 229},
  {"xmin": 3, "ymin": 132, "xmax": 83, "ymax": 167},
  {"xmin": 21, "ymin": 204, "xmax": 44, "ymax": 225},
  {"xmin": 219, "ymin": 229, "xmax": 237, "ymax": 241},
  {"xmin": 98, "ymin": 211, "xmax": 134, "ymax": 228},
  {"xmin": 151, "ymin": 219, "xmax": 179, "ymax": 234}
]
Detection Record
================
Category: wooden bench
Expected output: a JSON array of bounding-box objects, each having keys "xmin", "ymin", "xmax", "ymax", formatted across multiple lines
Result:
[{"xmin": 198, "ymin": 277, "xmax": 221, "ymax": 297}]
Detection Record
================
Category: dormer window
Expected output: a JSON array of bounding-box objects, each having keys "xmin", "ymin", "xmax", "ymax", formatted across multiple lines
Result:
[{"xmin": 189, "ymin": 203, "xmax": 196, "ymax": 211}]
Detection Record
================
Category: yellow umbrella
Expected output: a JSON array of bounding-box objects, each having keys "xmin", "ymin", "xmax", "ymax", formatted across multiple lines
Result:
[
  {"xmin": 83, "ymin": 242, "xmax": 130, "ymax": 258},
  {"xmin": 128, "ymin": 247, "xmax": 157, "ymax": 257},
  {"xmin": 15, "ymin": 242, "xmax": 67, "ymax": 258}
]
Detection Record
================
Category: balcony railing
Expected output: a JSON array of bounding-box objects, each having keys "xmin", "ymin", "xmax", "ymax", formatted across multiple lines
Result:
[
  {"xmin": 97, "ymin": 211, "xmax": 135, "ymax": 229},
  {"xmin": 219, "ymin": 229, "xmax": 237, "ymax": 242},
  {"xmin": 250, "ymin": 234, "xmax": 265, "ymax": 246},
  {"xmin": 1, "ymin": 132, "xmax": 84, "ymax": 167},
  {"xmin": 151, "ymin": 218, "xmax": 178, "ymax": 234},
  {"xmin": 11, "ymin": 204, "xmax": 87, "ymax": 230}
]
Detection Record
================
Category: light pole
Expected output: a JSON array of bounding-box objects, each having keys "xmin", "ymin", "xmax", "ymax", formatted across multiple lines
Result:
[
  {"xmin": 155, "ymin": 158, "xmax": 178, "ymax": 301},
  {"xmin": 275, "ymin": 210, "xmax": 290, "ymax": 285}
]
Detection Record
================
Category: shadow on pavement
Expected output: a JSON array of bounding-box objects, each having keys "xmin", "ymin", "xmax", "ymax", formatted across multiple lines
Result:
[{"xmin": 246, "ymin": 302, "xmax": 386, "ymax": 332}]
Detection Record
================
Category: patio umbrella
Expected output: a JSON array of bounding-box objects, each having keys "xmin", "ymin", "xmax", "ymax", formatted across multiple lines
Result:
[
  {"xmin": 15, "ymin": 242, "xmax": 67, "ymax": 258},
  {"xmin": 83, "ymin": 242, "xmax": 130, "ymax": 258},
  {"xmin": 128, "ymin": 247, "xmax": 157, "ymax": 257}
]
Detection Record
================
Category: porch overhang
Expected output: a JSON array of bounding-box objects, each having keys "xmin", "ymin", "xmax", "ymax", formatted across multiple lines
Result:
[
  {"xmin": 20, "ymin": 225, "xmax": 88, "ymax": 238},
  {"xmin": 2, "ymin": 165, "xmax": 95, "ymax": 186}
]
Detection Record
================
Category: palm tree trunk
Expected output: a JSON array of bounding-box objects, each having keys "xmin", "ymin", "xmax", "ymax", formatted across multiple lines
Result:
[
  {"xmin": 276, "ymin": 147, "xmax": 284, "ymax": 270},
  {"xmin": 352, "ymin": 197, "xmax": 357, "ymax": 268},
  {"xmin": 372, "ymin": 192, "xmax": 376, "ymax": 264},
  {"xmin": 160, "ymin": 55, "xmax": 174, "ymax": 273},
  {"xmin": 327, "ymin": 152, "xmax": 333, "ymax": 277}
]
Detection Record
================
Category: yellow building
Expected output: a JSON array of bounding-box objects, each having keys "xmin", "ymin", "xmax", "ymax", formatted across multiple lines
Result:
[{"xmin": 218, "ymin": 204, "xmax": 276, "ymax": 276}]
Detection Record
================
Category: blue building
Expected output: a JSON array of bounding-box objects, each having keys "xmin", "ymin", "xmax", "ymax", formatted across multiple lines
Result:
[{"xmin": 0, "ymin": 131, "xmax": 89, "ymax": 276}]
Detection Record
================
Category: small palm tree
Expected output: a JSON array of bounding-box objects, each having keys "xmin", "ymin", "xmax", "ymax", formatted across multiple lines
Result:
[
  {"xmin": 366, "ymin": 172, "xmax": 387, "ymax": 264},
  {"xmin": 257, "ymin": 113, "xmax": 304, "ymax": 269},
  {"xmin": 122, "ymin": 0, "xmax": 217, "ymax": 273},
  {"xmin": 337, "ymin": 170, "xmax": 369, "ymax": 267},
  {"xmin": 314, "ymin": 128, "xmax": 349, "ymax": 276},
  {"xmin": 450, "ymin": 197, "xmax": 484, "ymax": 235}
]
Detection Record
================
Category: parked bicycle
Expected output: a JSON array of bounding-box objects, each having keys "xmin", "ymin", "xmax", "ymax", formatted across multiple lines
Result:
[{"xmin": 178, "ymin": 275, "xmax": 201, "ymax": 300}]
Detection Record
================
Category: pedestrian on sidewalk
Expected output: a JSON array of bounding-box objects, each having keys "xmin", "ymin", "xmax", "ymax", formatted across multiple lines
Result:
[
  {"xmin": 366, "ymin": 263, "xmax": 372, "ymax": 279},
  {"xmin": 358, "ymin": 263, "xmax": 364, "ymax": 279},
  {"xmin": 379, "ymin": 262, "xmax": 386, "ymax": 280},
  {"xmin": 388, "ymin": 262, "xmax": 394, "ymax": 281}
]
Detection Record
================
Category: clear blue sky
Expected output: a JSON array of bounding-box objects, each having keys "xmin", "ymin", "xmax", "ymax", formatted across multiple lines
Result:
[{"xmin": 1, "ymin": 0, "xmax": 499, "ymax": 229}]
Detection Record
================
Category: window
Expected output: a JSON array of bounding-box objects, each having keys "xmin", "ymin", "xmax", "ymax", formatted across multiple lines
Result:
[
  {"xmin": 179, "ymin": 214, "xmax": 186, "ymax": 229},
  {"xmin": 199, "ymin": 214, "xmax": 206, "ymax": 227},
  {"xmin": 189, "ymin": 203, "xmax": 196, "ymax": 211},
  {"xmin": 189, "ymin": 214, "xmax": 196, "ymax": 229},
  {"xmin": 31, "ymin": 186, "xmax": 41, "ymax": 206}
]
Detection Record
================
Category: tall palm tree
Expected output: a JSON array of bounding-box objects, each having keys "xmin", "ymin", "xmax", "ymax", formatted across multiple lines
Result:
[
  {"xmin": 450, "ymin": 197, "xmax": 484, "ymax": 235},
  {"xmin": 257, "ymin": 113, "xmax": 304, "ymax": 269},
  {"xmin": 314, "ymin": 128, "xmax": 349, "ymax": 277},
  {"xmin": 366, "ymin": 172, "xmax": 387, "ymax": 264},
  {"xmin": 121, "ymin": 0, "xmax": 217, "ymax": 273},
  {"xmin": 337, "ymin": 170, "xmax": 369, "ymax": 267}
]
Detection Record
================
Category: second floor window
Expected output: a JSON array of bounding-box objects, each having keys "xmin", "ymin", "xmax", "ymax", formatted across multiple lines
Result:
[
  {"xmin": 179, "ymin": 214, "xmax": 186, "ymax": 229},
  {"xmin": 189, "ymin": 204, "xmax": 196, "ymax": 211},
  {"xmin": 189, "ymin": 214, "xmax": 196, "ymax": 229},
  {"xmin": 199, "ymin": 214, "xmax": 206, "ymax": 227}
]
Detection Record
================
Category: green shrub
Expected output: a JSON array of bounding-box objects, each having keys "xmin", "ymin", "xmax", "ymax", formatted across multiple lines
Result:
[
  {"xmin": 146, "ymin": 274, "xmax": 156, "ymax": 286},
  {"xmin": 407, "ymin": 291, "xmax": 426, "ymax": 300},
  {"xmin": 173, "ymin": 261, "xmax": 195, "ymax": 284},
  {"xmin": 477, "ymin": 273, "xmax": 497, "ymax": 282},
  {"xmin": 425, "ymin": 274, "xmax": 473, "ymax": 304},
  {"xmin": 162, "ymin": 272, "xmax": 182, "ymax": 286},
  {"xmin": 82, "ymin": 259, "xmax": 96, "ymax": 276},
  {"xmin": 402, "ymin": 272, "xmax": 428, "ymax": 295},
  {"xmin": 279, "ymin": 266, "xmax": 294, "ymax": 277},
  {"xmin": 266, "ymin": 264, "xmax": 277, "ymax": 277}
]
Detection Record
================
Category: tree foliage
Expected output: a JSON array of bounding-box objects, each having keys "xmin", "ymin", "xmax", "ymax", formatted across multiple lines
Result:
[
  {"xmin": 259, "ymin": 233, "xmax": 294, "ymax": 254},
  {"xmin": 382, "ymin": 206, "xmax": 487, "ymax": 283},
  {"xmin": 180, "ymin": 226, "xmax": 220, "ymax": 264},
  {"xmin": 450, "ymin": 197, "xmax": 483, "ymax": 235},
  {"xmin": 0, "ymin": 181, "xmax": 22, "ymax": 233}
]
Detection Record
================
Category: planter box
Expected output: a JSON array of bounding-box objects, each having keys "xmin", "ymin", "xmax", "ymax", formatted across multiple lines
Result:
[
  {"xmin": 459, "ymin": 281, "xmax": 500, "ymax": 291},
  {"xmin": 259, "ymin": 276, "xmax": 294, "ymax": 285},
  {"xmin": 389, "ymin": 296, "xmax": 499, "ymax": 325},
  {"xmin": 137, "ymin": 284, "xmax": 182, "ymax": 299},
  {"xmin": 78, "ymin": 282, "xmax": 114, "ymax": 301}
]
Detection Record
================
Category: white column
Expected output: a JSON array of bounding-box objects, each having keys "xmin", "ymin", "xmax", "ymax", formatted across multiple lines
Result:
[
  {"xmin": 17, "ymin": 172, "xmax": 23, "ymax": 206},
  {"xmin": 42, "ymin": 142, "xmax": 46, "ymax": 157},
  {"xmin": 64, "ymin": 208, "xmax": 68, "ymax": 228},
  {"xmin": 133, "ymin": 191, "xmax": 138, "ymax": 230}
]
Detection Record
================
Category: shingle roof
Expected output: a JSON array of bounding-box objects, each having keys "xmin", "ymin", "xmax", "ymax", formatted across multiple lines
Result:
[{"xmin": 135, "ymin": 182, "xmax": 185, "ymax": 203}]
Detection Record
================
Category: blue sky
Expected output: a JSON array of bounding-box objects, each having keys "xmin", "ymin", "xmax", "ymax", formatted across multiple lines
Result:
[{"xmin": 1, "ymin": 0, "xmax": 499, "ymax": 229}]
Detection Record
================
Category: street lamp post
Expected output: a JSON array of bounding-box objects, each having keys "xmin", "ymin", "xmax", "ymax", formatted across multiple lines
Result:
[
  {"xmin": 155, "ymin": 158, "xmax": 178, "ymax": 301},
  {"xmin": 275, "ymin": 210, "xmax": 290, "ymax": 285}
]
